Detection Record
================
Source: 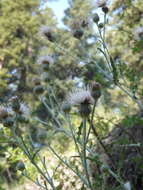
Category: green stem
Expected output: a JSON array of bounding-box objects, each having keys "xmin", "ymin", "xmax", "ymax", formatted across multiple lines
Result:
[
  {"xmin": 97, "ymin": 22, "xmax": 143, "ymax": 112},
  {"xmin": 13, "ymin": 125, "xmax": 56, "ymax": 190},
  {"xmin": 83, "ymin": 118, "xmax": 93, "ymax": 190},
  {"xmin": 97, "ymin": 24, "xmax": 112, "ymax": 72},
  {"xmin": 31, "ymin": 160, "xmax": 56, "ymax": 190},
  {"xmin": 103, "ymin": 13, "xmax": 106, "ymax": 43},
  {"xmin": 22, "ymin": 172, "xmax": 46, "ymax": 190},
  {"xmin": 117, "ymin": 83, "xmax": 143, "ymax": 111},
  {"xmin": 88, "ymin": 119, "xmax": 115, "ymax": 169},
  {"xmin": 38, "ymin": 155, "xmax": 56, "ymax": 190},
  {"xmin": 47, "ymin": 144, "xmax": 89, "ymax": 187},
  {"xmin": 86, "ymin": 102, "xmax": 96, "ymax": 143},
  {"xmin": 67, "ymin": 115, "xmax": 83, "ymax": 162}
]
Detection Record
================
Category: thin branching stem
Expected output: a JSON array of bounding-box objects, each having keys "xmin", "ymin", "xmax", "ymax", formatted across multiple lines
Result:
[
  {"xmin": 88, "ymin": 118, "xmax": 115, "ymax": 169},
  {"xmin": 86, "ymin": 102, "xmax": 96, "ymax": 143},
  {"xmin": 22, "ymin": 172, "xmax": 46, "ymax": 190},
  {"xmin": 47, "ymin": 144, "xmax": 89, "ymax": 187},
  {"xmin": 67, "ymin": 115, "xmax": 82, "ymax": 161}
]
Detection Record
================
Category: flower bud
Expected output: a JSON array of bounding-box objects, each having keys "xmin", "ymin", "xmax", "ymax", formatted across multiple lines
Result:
[
  {"xmin": 16, "ymin": 161, "xmax": 25, "ymax": 171},
  {"xmin": 79, "ymin": 103, "xmax": 91, "ymax": 118},
  {"xmin": 102, "ymin": 6, "xmax": 109, "ymax": 14},
  {"xmin": 98, "ymin": 23, "xmax": 104, "ymax": 29},
  {"xmin": 90, "ymin": 81, "xmax": 101, "ymax": 101},
  {"xmin": 62, "ymin": 102, "xmax": 71, "ymax": 113},
  {"xmin": 33, "ymin": 85, "xmax": 44, "ymax": 95},
  {"xmin": 42, "ymin": 63, "xmax": 49, "ymax": 71},
  {"xmin": 3, "ymin": 117, "xmax": 14, "ymax": 128},
  {"xmin": 40, "ymin": 26, "xmax": 55, "ymax": 42},
  {"xmin": 81, "ymin": 20, "xmax": 88, "ymax": 28},
  {"xmin": 11, "ymin": 97, "xmax": 20, "ymax": 112},
  {"xmin": 17, "ymin": 115, "xmax": 29, "ymax": 123},
  {"xmin": 0, "ymin": 107, "xmax": 8, "ymax": 119},
  {"xmin": 45, "ymin": 32, "xmax": 55, "ymax": 42},
  {"xmin": 93, "ymin": 13, "xmax": 100, "ymax": 23},
  {"xmin": 73, "ymin": 29, "xmax": 84, "ymax": 39}
]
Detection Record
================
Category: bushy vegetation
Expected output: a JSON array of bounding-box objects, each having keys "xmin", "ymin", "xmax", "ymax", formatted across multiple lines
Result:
[{"xmin": 0, "ymin": 0, "xmax": 143, "ymax": 189}]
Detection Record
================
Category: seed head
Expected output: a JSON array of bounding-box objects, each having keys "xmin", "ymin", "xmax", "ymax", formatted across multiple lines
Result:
[
  {"xmin": 93, "ymin": 13, "xmax": 100, "ymax": 23},
  {"xmin": 98, "ymin": 23, "xmax": 104, "ymax": 29},
  {"xmin": 79, "ymin": 103, "xmax": 91, "ymax": 118},
  {"xmin": 3, "ymin": 117, "xmax": 14, "ymax": 128},
  {"xmin": 10, "ymin": 96, "xmax": 21, "ymax": 112},
  {"xmin": 81, "ymin": 20, "xmax": 89, "ymax": 28},
  {"xmin": 39, "ymin": 26, "xmax": 55, "ymax": 42},
  {"xmin": 62, "ymin": 102, "xmax": 71, "ymax": 113},
  {"xmin": 17, "ymin": 115, "xmax": 29, "ymax": 123},
  {"xmin": 33, "ymin": 85, "xmax": 44, "ymax": 95},
  {"xmin": 89, "ymin": 81, "xmax": 101, "ymax": 101},
  {"xmin": 67, "ymin": 88, "xmax": 94, "ymax": 106},
  {"xmin": 19, "ymin": 103, "xmax": 29, "ymax": 117},
  {"xmin": 73, "ymin": 29, "xmax": 84, "ymax": 39},
  {"xmin": 102, "ymin": 6, "xmax": 109, "ymax": 14},
  {"xmin": 97, "ymin": 0, "xmax": 106, "ymax": 8},
  {"xmin": 38, "ymin": 55, "xmax": 54, "ymax": 65},
  {"xmin": 71, "ymin": 19, "xmax": 89, "ymax": 29},
  {"xmin": 16, "ymin": 161, "xmax": 25, "ymax": 171},
  {"xmin": 134, "ymin": 27, "xmax": 143, "ymax": 40},
  {"xmin": 67, "ymin": 88, "xmax": 95, "ymax": 118},
  {"xmin": 0, "ymin": 106, "xmax": 9, "ymax": 119}
]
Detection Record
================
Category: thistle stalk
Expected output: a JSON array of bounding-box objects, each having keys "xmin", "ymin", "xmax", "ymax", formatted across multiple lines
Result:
[{"xmin": 82, "ymin": 118, "xmax": 93, "ymax": 190}]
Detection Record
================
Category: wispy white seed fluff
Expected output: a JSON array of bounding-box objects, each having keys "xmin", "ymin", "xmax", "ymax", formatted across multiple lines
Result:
[
  {"xmin": 67, "ymin": 88, "xmax": 94, "ymax": 106},
  {"xmin": 0, "ymin": 105, "xmax": 14, "ymax": 118},
  {"xmin": 134, "ymin": 27, "xmax": 143, "ymax": 40},
  {"xmin": 37, "ymin": 55, "xmax": 54, "ymax": 65},
  {"xmin": 39, "ymin": 26, "xmax": 52, "ymax": 37},
  {"xmin": 19, "ymin": 103, "xmax": 30, "ymax": 117}
]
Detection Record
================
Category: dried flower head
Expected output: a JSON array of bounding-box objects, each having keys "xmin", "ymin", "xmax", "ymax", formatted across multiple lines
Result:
[
  {"xmin": 102, "ymin": 6, "xmax": 109, "ymax": 14},
  {"xmin": 16, "ymin": 161, "xmax": 25, "ymax": 171},
  {"xmin": 70, "ymin": 18, "xmax": 89, "ymax": 29},
  {"xmin": 9, "ymin": 96, "xmax": 20, "ymax": 112},
  {"xmin": 3, "ymin": 117, "xmax": 14, "ymax": 128},
  {"xmin": 89, "ymin": 81, "xmax": 101, "ymax": 101},
  {"xmin": 32, "ymin": 77, "xmax": 41, "ymax": 86},
  {"xmin": 9, "ymin": 97, "xmax": 29, "ymax": 117},
  {"xmin": 39, "ymin": 26, "xmax": 55, "ymax": 42},
  {"xmin": 0, "ymin": 105, "xmax": 13, "ymax": 119},
  {"xmin": 62, "ymin": 102, "xmax": 71, "ymax": 113},
  {"xmin": 96, "ymin": 0, "xmax": 106, "ymax": 8},
  {"xmin": 33, "ymin": 85, "xmax": 44, "ymax": 95},
  {"xmin": 134, "ymin": 27, "xmax": 143, "ymax": 40},
  {"xmin": 93, "ymin": 13, "xmax": 100, "ymax": 23},
  {"xmin": 19, "ymin": 103, "xmax": 29, "ymax": 117},
  {"xmin": 67, "ymin": 88, "xmax": 94, "ymax": 117},
  {"xmin": 98, "ymin": 23, "xmax": 104, "ymax": 29},
  {"xmin": 72, "ymin": 29, "xmax": 84, "ymax": 39},
  {"xmin": 38, "ymin": 55, "xmax": 54, "ymax": 65},
  {"xmin": 67, "ymin": 88, "xmax": 94, "ymax": 106}
]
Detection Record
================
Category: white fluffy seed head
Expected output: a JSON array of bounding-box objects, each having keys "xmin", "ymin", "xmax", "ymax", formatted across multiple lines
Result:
[
  {"xmin": 134, "ymin": 27, "xmax": 143, "ymax": 40},
  {"xmin": 37, "ymin": 55, "xmax": 54, "ymax": 65},
  {"xmin": 19, "ymin": 103, "xmax": 30, "ymax": 117},
  {"xmin": 39, "ymin": 26, "xmax": 52, "ymax": 36},
  {"xmin": 0, "ymin": 105, "xmax": 13, "ymax": 119},
  {"xmin": 67, "ymin": 88, "xmax": 95, "ymax": 106}
]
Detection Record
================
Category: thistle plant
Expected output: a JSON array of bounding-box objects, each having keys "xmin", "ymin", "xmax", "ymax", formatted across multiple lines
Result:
[{"xmin": 1, "ymin": 2, "xmax": 142, "ymax": 190}]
